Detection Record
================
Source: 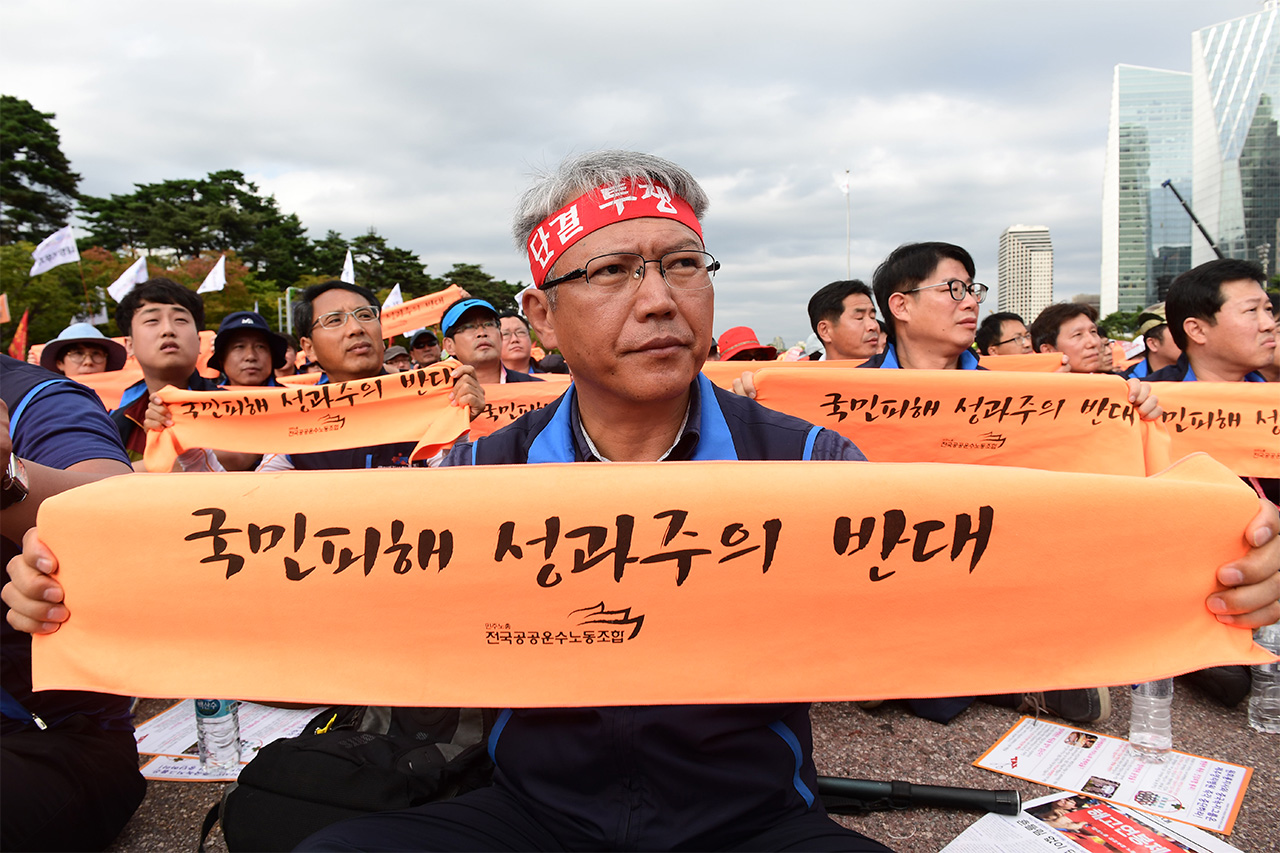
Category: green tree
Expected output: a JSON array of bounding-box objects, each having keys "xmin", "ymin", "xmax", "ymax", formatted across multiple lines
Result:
[
  {"xmin": 1098, "ymin": 310, "xmax": 1142, "ymax": 340},
  {"xmin": 349, "ymin": 229, "xmax": 442, "ymax": 297},
  {"xmin": 0, "ymin": 96, "xmax": 82, "ymax": 244},
  {"xmin": 439, "ymin": 262, "xmax": 523, "ymax": 311},
  {"xmin": 79, "ymin": 170, "xmax": 313, "ymax": 286},
  {"xmin": 0, "ymin": 241, "xmax": 105, "ymax": 347}
]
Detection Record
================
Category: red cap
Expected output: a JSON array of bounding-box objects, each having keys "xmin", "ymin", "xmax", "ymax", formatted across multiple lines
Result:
[{"xmin": 718, "ymin": 326, "xmax": 777, "ymax": 361}]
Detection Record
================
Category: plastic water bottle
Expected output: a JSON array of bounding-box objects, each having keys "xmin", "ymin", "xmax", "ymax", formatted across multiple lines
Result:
[
  {"xmin": 1129, "ymin": 679, "xmax": 1172, "ymax": 761},
  {"xmin": 1248, "ymin": 622, "xmax": 1280, "ymax": 734},
  {"xmin": 194, "ymin": 699, "xmax": 241, "ymax": 775}
]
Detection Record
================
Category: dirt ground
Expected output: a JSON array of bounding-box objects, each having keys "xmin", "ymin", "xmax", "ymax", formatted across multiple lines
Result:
[{"xmin": 109, "ymin": 682, "xmax": 1278, "ymax": 853}]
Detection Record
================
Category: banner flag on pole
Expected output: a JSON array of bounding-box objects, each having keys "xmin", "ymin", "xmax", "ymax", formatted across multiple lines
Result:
[
  {"xmin": 833, "ymin": 171, "xmax": 850, "ymax": 195},
  {"xmin": 197, "ymin": 255, "xmax": 227, "ymax": 294},
  {"xmin": 107, "ymin": 257, "xmax": 150, "ymax": 302},
  {"xmin": 7, "ymin": 308, "xmax": 30, "ymax": 359},
  {"xmin": 340, "ymin": 250, "xmax": 355, "ymax": 284},
  {"xmin": 29, "ymin": 226, "xmax": 81, "ymax": 277},
  {"xmin": 382, "ymin": 283, "xmax": 404, "ymax": 311}
]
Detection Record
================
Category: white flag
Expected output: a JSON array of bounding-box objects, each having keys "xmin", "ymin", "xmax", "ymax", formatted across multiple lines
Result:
[
  {"xmin": 107, "ymin": 257, "xmax": 150, "ymax": 302},
  {"xmin": 197, "ymin": 255, "xmax": 227, "ymax": 294},
  {"xmin": 833, "ymin": 171, "xmax": 850, "ymax": 196},
  {"xmin": 382, "ymin": 283, "xmax": 403, "ymax": 310},
  {"xmin": 340, "ymin": 249, "xmax": 355, "ymax": 284},
  {"xmin": 29, "ymin": 226, "xmax": 81, "ymax": 276}
]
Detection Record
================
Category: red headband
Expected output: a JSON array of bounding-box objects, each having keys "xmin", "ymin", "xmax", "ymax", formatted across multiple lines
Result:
[{"xmin": 526, "ymin": 177, "xmax": 703, "ymax": 287}]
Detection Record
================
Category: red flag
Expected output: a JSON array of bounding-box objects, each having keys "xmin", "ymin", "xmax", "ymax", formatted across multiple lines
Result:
[{"xmin": 8, "ymin": 308, "xmax": 29, "ymax": 360}]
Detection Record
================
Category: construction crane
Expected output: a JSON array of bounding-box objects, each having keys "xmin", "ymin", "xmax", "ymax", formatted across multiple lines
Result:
[{"xmin": 1161, "ymin": 179, "xmax": 1225, "ymax": 260}]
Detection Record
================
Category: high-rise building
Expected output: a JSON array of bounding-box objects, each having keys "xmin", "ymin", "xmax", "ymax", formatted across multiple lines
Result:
[
  {"xmin": 1190, "ymin": 3, "xmax": 1280, "ymax": 273},
  {"xmin": 1100, "ymin": 65, "xmax": 1194, "ymax": 317},
  {"xmin": 997, "ymin": 225, "xmax": 1053, "ymax": 321}
]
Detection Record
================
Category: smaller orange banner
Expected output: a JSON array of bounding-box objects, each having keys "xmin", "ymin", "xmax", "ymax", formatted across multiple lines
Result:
[
  {"xmin": 1154, "ymin": 382, "xmax": 1280, "ymax": 479},
  {"xmin": 753, "ymin": 368, "xmax": 1152, "ymax": 475},
  {"xmin": 277, "ymin": 372, "xmax": 324, "ymax": 386},
  {"xmin": 378, "ymin": 285, "xmax": 464, "ymax": 339},
  {"xmin": 700, "ymin": 359, "xmax": 869, "ymax": 390},
  {"xmin": 468, "ymin": 381, "xmax": 571, "ymax": 439},
  {"xmin": 73, "ymin": 366, "xmax": 145, "ymax": 411},
  {"xmin": 142, "ymin": 364, "xmax": 470, "ymax": 472},
  {"xmin": 978, "ymin": 353, "xmax": 1068, "ymax": 373}
]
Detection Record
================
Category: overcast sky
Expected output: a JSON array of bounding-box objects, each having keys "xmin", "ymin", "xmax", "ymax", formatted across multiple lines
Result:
[{"xmin": 2, "ymin": 0, "xmax": 1261, "ymax": 345}]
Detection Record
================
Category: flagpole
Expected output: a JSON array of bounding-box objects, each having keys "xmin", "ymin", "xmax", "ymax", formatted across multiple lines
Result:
[
  {"xmin": 839, "ymin": 169, "xmax": 849, "ymax": 279},
  {"xmin": 77, "ymin": 256, "xmax": 92, "ymax": 319}
]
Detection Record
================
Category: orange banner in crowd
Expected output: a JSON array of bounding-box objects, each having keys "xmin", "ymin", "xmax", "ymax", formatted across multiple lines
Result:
[
  {"xmin": 32, "ymin": 454, "xmax": 1271, "ymax": 708},
  {"xmin": 468, "ymin": 378, "xmax": 572, "ymax": 439},
  {"xmin": 378, "ymin": 285, "xmax": 465, "ymax": 339},
  {"xmin": 1154, "ymin": 382, "xmax": 1280, "ymax": 479},
  {"xmin": 277, "ymin": 371, "xmax": 325, "ymax": 386},
  {"xmin": 752, "ymin": 368, "xmax": 1159, "ymax": 475},
  {"xmin": 700, "ymin": 358, "xmax": 864, "ymax": 389},
  {"xmin": 142, "ymin": 364, "xmax": 470, "ymax": 472},
  {"xmin": 73, "ymin": 366, "xmax": 144, "ymax": 411},
  {"xmin": 978, "ymin": 352, "xmax": 1068, "ymax": 373}
]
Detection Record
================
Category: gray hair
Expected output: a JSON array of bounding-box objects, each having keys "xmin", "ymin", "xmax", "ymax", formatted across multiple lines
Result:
[{"xmin": 511, "ymin": 150, "xmax": 711, "ymax": 252}]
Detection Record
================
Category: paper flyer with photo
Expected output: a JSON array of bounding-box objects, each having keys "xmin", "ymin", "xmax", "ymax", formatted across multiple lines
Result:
[
  {"xmin": 941, "ymin": 792, "xmax": 1241, "ymax": 853},
  {"xmin": 134, "ymin": 700, "xmax": 327, "ymax": 764},
  {"xmin": 973, "ymin": 717, "xmax": 1251, "ymax": 834}
]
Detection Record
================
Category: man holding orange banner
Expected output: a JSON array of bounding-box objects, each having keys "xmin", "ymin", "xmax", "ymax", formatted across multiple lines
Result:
[
  {"xmin": 862, "ymin": 243, "xmax": 1159, "ymax": 726},
  {"xmin": 147, "ymin": 280, "xmax": 485, "ymax": 473},
  {"xmin": 1148, "ymin": 258, "xmax": 1278, "ymax": 708}
]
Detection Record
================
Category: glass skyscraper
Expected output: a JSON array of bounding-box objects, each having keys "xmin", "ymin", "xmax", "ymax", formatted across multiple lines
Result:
[
  {"xmin": 1101, "ymin": 66, "xmax": 1194, "ymax": 316},
  {"xmin": 1191, "ymin": 4, "xmax": 1280, "ymax": 273}
]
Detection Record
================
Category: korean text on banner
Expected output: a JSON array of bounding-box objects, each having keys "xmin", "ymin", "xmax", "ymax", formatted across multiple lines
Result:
[
  {"xmin": 753, "ymin": 368, "xmax": 1152, "ymax": 475},
  {"xmin": 469, "ymin": 380, "xmax": 571, "ymax": 439},
  {"xmin": 32, "ymin": 454, "xmax": 1271, "ymax": 709},
  {"xmin": 1154, "ymin": 382, "xmax": 1280, "ymax": 479},
  {"xmin": 142, "ymin": 364, "xmax": 469, "ymax": 472},
  {"xmin": 378, "ymin": 285, "xmax": 464, "ymax": 339}
]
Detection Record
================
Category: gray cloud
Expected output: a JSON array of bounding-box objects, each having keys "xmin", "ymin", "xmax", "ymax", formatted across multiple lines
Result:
[{"xmin": 1, "ymin": 0, "xmax": 1256, "ymax": 343}]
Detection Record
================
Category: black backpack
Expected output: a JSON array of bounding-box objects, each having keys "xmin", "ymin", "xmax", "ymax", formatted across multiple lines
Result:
[{"xmin": 201, "ymin": 705, "xmax": 494, "ymax": 852}]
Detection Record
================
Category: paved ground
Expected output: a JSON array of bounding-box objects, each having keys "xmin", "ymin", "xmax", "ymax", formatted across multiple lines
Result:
[{"xmin": 109, "ymin": 682, "xmax": 1278, "ymax": 853}]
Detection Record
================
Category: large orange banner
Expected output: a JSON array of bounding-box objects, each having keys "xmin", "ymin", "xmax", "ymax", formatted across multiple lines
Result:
[
  {"xmin": 752, "ymin": 368, "xmax": 1158, "ymax": 475},
  {"xmin": 378, "ymin": 285, "xmax": 464, "ymax": 339},
  {"xmin": 1154, "ymin": 382, "xmax": 1280, "ymax": 479},
  {"xmin": 33, "ymin": 454, "xmax": 1271, "ymax": 708},
  {"xmin": 142, "ymin": 364, "xmax": 470, "ymax": 472}
]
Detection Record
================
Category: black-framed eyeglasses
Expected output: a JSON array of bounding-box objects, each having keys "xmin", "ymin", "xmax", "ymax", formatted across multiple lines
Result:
[
  {"xmin": 500, "ymin": 327, "xmax": 531, "ymax": 340},
  {"xmin": 542, "ymin": 250, "xmax": 719, "ymax": 291},
  {"xmin": 62, "ymin": 346, "xmax": 108, "ymax": 364},
  {"xmin": 997, "ymin": 332, "xmax": 1031, "ymax": 346},
  {"xmin": 904, "ymin": 279, "xmax": 988, "ymax": 303},
  {"xmin": 312, "ymin": 305, "xmax": 380, "ymax": 331}
]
